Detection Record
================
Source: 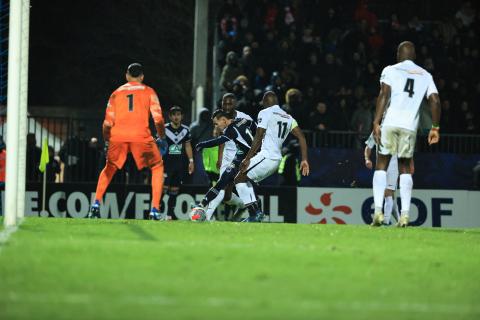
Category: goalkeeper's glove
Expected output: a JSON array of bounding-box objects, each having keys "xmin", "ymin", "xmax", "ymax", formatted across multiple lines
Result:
[{"xmin": 155, "ymin": 136, "xmax": 168, "ymax": 156}]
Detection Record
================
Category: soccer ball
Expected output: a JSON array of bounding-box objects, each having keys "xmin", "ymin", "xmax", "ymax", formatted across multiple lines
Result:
[{"xmin": 190, "ymin": 206, "xmax": 206, "ymax": 222}]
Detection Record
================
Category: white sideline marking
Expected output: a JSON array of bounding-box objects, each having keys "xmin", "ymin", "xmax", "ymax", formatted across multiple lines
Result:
[
  {"xmin": 0, "ymin": 225, "xmax": 19, "ymax": 252},
  {"xmin": 5, "ymin": 292, "xmax": 480, "ymax": 315}
]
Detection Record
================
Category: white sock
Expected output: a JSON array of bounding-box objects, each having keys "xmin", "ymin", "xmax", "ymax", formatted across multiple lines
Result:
[
  {"xmin": 399, "ymin": 174, "xmax": 413, "ymax": 216},
  {"xmin": 236, "ymin": 182, "xmax": 257, "ymax": 205},
  {"xmin": 373, "ymin": 170, "xmax": 387, "ymax": 213},
  {"xmin": 392, "ymin": 198, "xmax": 400, "ymax": 221},
  {"xmin": 205, "ymin": 190, "xmax": 225, "ymax": 221},
  {"xmin": 384, "ymin": 196, "xmax": 393, "ymax": 223},
  {"xmin": 225, "ymin": 193, "xmax": 244, "ymax": 208}
]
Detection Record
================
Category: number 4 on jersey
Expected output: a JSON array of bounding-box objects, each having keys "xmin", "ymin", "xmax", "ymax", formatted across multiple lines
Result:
[{"xmin": 404, "ymin": 78, "xmax": 415, "ymax": 98}]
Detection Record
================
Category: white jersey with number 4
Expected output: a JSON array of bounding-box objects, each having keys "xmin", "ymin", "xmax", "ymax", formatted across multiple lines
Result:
[
  {"xmin": 380, "ymin": 60, "xmax": 438, "ymax": 131},
  {"xmin": 257, "ymin": 105, "xmax": 297, "ymax": 160}
]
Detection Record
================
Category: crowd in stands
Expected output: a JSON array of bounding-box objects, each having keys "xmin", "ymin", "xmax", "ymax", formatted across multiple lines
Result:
[{"xmin": 216, "ymin": 0, "xmax": 480, "ymax": 136}]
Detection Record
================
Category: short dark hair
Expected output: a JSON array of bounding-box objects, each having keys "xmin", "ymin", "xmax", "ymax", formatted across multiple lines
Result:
[
  {"xmin": 212, "ymin": 109, "xmax": 234, "ymax": 120},
  {"xmin": 127, "ymin": 63, "xmax": 143, "ymax": 77},
  {"xmin": 169, "ymin": 105, "xmax": 183, "ymax": 115}
]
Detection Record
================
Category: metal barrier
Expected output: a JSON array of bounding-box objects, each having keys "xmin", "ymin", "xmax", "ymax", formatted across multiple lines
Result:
[
  {"xmin": 0, "ymin": 116, "xmax": 479, "ymax": 183},
  {"xmin": 303, "ymin": 130, "xmax": 480, "ymax": 154}
]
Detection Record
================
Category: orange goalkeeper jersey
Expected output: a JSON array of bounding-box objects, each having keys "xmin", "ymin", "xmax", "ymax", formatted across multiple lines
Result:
[{"xmin": 104, "ymin": 81, "xmax": 164, "ymax": 142}]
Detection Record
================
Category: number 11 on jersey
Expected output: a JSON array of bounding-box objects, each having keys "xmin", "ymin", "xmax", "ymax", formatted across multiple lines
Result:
[{"xmin": 277, "ymin": 121, "xmax": 288, "ymax": 139}]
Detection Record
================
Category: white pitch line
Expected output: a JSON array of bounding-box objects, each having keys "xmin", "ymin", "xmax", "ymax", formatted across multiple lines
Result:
[{"xmin": 5, "ymin": 292, "xmax": 480, "ymax": 315}]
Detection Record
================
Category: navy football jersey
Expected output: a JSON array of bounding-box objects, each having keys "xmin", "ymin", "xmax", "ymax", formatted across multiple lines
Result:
[
  {"xmin": 222, "ymin": 118, "xmax": 257, "ymax": 161},
  {"xmin": 164, "ymin": 123, "xmax": 191, "ymax": 159}
]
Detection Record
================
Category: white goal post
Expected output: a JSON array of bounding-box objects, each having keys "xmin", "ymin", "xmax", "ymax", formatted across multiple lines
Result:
[{"xmin": 4, "ymin": 0, "xmax": 29, "ymax": 227}]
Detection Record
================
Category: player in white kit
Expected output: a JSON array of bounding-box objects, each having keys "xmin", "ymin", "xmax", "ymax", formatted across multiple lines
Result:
[
  {"xmin": 372, "ymin": 41, "xmax": 441, "ymax": 227},
  {"xmin": 234, "ymin": 91, "xmax": 310, "ymax": 222},
  {"xmin": 365, "ymin": 133, "xmax": 400, "ymax": 225}
]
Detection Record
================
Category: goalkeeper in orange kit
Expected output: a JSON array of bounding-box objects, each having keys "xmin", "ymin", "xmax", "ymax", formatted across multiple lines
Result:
[{"xmin": 88, "ymin": 63, "xmax": 168, "ymax": 220}]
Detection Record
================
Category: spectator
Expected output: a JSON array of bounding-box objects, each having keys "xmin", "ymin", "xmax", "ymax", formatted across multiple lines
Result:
[
  {"xmin": 59, "ymin": 124, "xmax": 88, "ymax": 182},
  {"xmin": 332, "ymin": 98, "xmax": 352, "ymax": 131},
  {"xmin": 265, "ymin": 71, "xmax": 286, "ymax": 104},
  {"xmin": 219, "ymin": 51, "xmax": 242, "ymax": 94},
  {"xmin": 455, "ymin": 1, "xmax": 476, "ymax": 27},
  {"xmin": 190, "ymin": 108, "xmax": 213, "ymax": 147},
  {"xmin": 26, "ymin": 133, "xmax": 41, "ymax": 182},
  {"xmin": 309, "ymin": 102, "xmax": 332, "ymax": 131},
  {"xmin": 283, "ymin": 88, "xmax": 307, "ymax": 128},
  {"xmin": 354, "ymin": 0, "xmax": 378, "ymax": 29},
  {"xmin": 46, "ymin": 146, "xmax": 61, "ymax": 182},
  {"xmin": 440, "ymin": 100, "xmax": 455, "ymax": 133},
  {"xmin": 82, "ymin": 137, "xmax": 101, "ymax": 182},
  {"xmin": 351, "ymin": 99, "xmax": 373, "ymax": 147},
  {"xmin": 253, "ymin": 66, "xmax": 268, "ymax": 95},
  {"xmin": 240, "ymin": 46, "xmax": 257, "ymax": 82}
]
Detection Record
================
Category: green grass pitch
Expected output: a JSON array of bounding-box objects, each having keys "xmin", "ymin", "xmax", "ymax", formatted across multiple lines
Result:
[{"xmin": 0, "ymin": 218, "xmax": 479, "ymax": 320}]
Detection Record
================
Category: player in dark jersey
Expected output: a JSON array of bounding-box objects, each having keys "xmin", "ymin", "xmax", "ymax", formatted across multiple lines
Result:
[
  {"xmin": 193, "ymin": 109, "xmax": 257, "ymax": 221},
  {"xmin": 163, "ymin": 106, "xmax": 194, "ymax": 218}
]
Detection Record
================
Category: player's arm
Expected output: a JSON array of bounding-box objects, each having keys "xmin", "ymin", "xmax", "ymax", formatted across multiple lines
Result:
[
  {"xmin": 291, "ymin": 124, "xmax": 310, "ymax": 176},
  {"xmin": 196, "ymin": 135, "xmax": 230, "ymax": 151},
  {"xmin": 427, "ymin": 93, "xmax": 441, "ymax": 145},
  {"xmin": 185, "ymin": 140, "xmax": 194, "ymax": 175},
  {"xmin": 373, "ymin": 83, "xmax": 391, "ymax": 144},
  {"xmin": 217, "ymin": 143, "xmax": 224, "ymax": 170},
  {"xmin": 245, "ymin": 127, "xmax": 265, "ymax": 161},
  {"xmin": 102, "ymin": 94, "xmax": 116, "ymax": 156},
  {"xmin": 149, "ymin": 90, "xmax": 165, "ymax": 139}
]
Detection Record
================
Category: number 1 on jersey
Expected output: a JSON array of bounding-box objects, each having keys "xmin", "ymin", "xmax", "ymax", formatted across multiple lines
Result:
[
  {"xmin": 127, "ymin": 94, "xmax": 134, "ymax": 111},
  {"xmin": 404, "ymin": 78, "xmax": 415, "ymax": 98},
  {"xmin": 277, "ymin": 121, "xmax": 288, "ymax": 139}
]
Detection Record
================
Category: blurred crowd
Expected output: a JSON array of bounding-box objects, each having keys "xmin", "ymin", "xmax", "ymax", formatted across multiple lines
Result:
[{"xmin": 216, "ymin": 0, "xmax": 480, "ymax": 136}]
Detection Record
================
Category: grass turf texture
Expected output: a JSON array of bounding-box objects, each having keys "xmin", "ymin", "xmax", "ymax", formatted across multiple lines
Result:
[{"xmin": 0, "ymin": 218, "xmax": 479, "ymax": 320}]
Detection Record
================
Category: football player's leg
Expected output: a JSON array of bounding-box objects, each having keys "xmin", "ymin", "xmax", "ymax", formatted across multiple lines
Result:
[
  {"xmin": 235, "ymin": 155, "xmax": 279, "ymax": 221},
  {"xmin": 90, "ymin": 142, "xmax": 127, "ymax": 218},
  {"xmin": 200, "ymin": 166, "xmax": 233, "ymax": 207},
  {"xmin": 94, "ymin": 142, "xmax": 127, "ymax": 203},
  {"xmin": 397, "ymin": 129, "xmax": 416, "ymax": 227},
  {"xmin": 200, "ymin": 167, "xmax": 235, "ymax": 220},
  {"xmin": 166, "ymin": 169, "xmax": 183, "ymax": 217},
  {"xmin": 131, "ymin": 141, "xmax": 164, "ymax": 212},
  {"xmin": 372, "ymin": 127, "xmax": 394, "ymax": 225},
  {"xmin": 384, "ymin": 156, "xmax": 399, "ymax": 225},
  {"xmin": 398, "ymin": 157, "xmax": 413, "ymax": 226}
]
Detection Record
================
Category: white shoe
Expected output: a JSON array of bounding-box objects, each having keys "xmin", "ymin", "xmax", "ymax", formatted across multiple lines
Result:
[
  {"xmin": 397, "ymin": 215, "xmax": 409, "ymax": 228},
  {"xmin": 371, "ymin": 212, "xmax": 384, "ymax": 226}
]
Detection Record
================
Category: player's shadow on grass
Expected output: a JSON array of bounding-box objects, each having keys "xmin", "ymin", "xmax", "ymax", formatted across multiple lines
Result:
[{"xmin": 125, "ymin": 223, "xmax": 158, "ymax": 241}]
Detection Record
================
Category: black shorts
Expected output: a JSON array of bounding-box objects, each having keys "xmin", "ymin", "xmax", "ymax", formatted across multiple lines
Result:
[{"xmin": 164, "ymin": 158, "xmax": 186, "ymax": 188}]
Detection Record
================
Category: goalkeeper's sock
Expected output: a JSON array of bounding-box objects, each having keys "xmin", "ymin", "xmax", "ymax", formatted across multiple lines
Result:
[
  {"xmin": 205, "ymin": 190, "xmax": 225, "ymax": 221},
  {"xmin": 372, "ymin": 170, "xmax": 387, "ymax": 213},
  {"xmin": 384, "ymin": 196, "xmax": 394, "ymax": 224}
]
